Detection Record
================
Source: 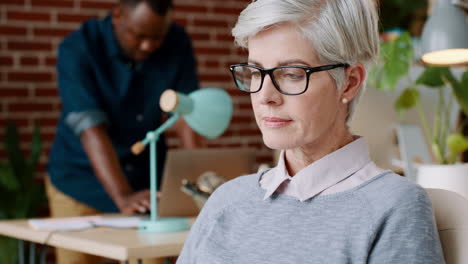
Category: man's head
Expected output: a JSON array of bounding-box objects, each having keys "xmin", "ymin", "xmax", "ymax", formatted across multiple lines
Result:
[{"xmin": 112, "ymin": 0, "xmax": 173, "ymax": 62}]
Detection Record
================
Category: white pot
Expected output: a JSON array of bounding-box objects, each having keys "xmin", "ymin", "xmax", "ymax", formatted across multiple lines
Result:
[{"xmin": 417, "ymin": 163, "xmax": 468, "ymax": 200}]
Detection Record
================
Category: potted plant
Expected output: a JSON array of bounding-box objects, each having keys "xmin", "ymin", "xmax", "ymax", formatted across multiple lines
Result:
[
  {"xmin": 369, "ymin": 31, "xmax": 468, "ymax": 198},
  {"xmin": 0, "ymin": 121, "xmax": 47, "ymax": 264}
]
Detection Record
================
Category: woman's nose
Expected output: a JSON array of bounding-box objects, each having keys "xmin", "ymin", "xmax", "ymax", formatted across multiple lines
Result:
[{"xmin": 256, "ymin": 74, "xmax": 283, "ymax": 106}]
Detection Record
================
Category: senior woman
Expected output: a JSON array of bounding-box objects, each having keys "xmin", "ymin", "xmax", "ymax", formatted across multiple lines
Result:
[{"xmin": 177, "ymin": 0, "xmax": 444, "ymax": 263}]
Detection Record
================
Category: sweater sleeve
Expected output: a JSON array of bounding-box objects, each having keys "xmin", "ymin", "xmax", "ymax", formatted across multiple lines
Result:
[{"xmin": 367, "ymin": 186, "xmax": 445, "ymax": 264}]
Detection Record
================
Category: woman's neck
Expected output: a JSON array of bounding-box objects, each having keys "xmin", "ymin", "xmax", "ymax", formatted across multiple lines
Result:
[{"xmin": 284, "ymin": 126, "xmax": 354, "ymax": 176}]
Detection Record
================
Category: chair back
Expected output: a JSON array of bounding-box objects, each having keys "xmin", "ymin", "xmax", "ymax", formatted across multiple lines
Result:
[{"xmin": 426, "ymin": 188, "xmax": 468, "ymax": 264}]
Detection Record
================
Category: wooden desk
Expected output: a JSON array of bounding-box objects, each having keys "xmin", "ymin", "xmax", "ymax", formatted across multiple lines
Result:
[{"xmin": 0, "ymin": 217, "xmax": 194, "ymax": 263}]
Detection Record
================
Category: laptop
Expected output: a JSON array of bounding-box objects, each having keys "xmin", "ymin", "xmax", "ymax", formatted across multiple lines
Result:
[{"xmin": 158, "ymin": 148, "xmax": 257, "ymax": 217}]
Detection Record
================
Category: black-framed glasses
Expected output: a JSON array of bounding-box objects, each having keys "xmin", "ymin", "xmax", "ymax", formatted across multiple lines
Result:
[{"xmin": 229, "ymin": 63, "xmax": 349, "ymax": 95}]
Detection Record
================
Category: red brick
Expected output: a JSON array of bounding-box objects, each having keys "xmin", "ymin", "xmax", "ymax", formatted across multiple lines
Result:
[
  {"xmin": 238, "ymin": 103, "xmax": 252, "ymax": 110},
  {"xmin": 2, "ymin": 0, "xmax": 25, "ymax": 5},
  {"xmin": 190, "ymin": 33, "xmax": 210, "ymax": 41},
  {"xmin": 8, "ymin": 72, "xmax": 54, "ymax": 83},
  {"xmin": 20, "ymin": 57, "xmax": 40, "ymax": 66},
  {"xmin": 7, "ymin": 11, "xmax": 51, "ymax": 22},
  {"xmin": 174, "ymin": 18, "xmax": 188, "ymax": 27},
  {"xmin": 199, "ymin": 74, "xmax": 230, "ymax": 82},
  {"xmin": 21, "ymin": 132, "xmax": 55, "ymax": 142},
  {"xmin": 0, "ymin": 118, "xmax": 29, "ymax": 128},
  {"xmin": 0, "ymin": 26, "xmax": 27, "ymax": 36},
  {"xmin": 239, "ymin": 129, "xmax": 260, "ymax": 136},
  {"xmin": 31, "ymin": 0, "xmax": 74, "ymax": 8},
  {"xmin": 236, "ymin": 48, "xmax": 248, "ymax": 56},
  {"xmin": 204, "ymin": 60, "xmax": 220, "ymax": 68},
  {"xmin": 225, "ymin": 143, "xmax": 243, "ymax": 148},
  {"xmin": 175, "ymin": 5, "xmax": 209, "ymax": 13},
  {"xmin": 226, "ymin": 88, "xmax": 245, "ymax": 97},
  {"xmin": 0, "ymin": 88, "xmax": 29, "ymax": 97},
  {"xmin": 57, "ymin": 14, "xmax": 97, "ymax": 23},
  {"xmin": 195, "ymin": 47, "xmax": 230, "ymax": 55},
  {"xmin": 0, "ymin": 56, "xmax": 14, "ymax": 67},
  {"xmin": 7, "ymin": 41, "xmax": 52, "ymax": 51},
  {"xmin": 231, "ymin": 116, "xmax": 254, "ymax": 124},
  {"xmin": 224, "ymin": 61, "xmax": 245, "ymax": 69},
  {"xmin": 193, "ymin": 19, "xmax": 229, "ymax": 28},
  {"xmin": 45, "ymin": 57, "xmax": 57, "ymax": 66},
  {"xmin": 35, "ymin": 88, "xmax": 58, "ymax": 97},
  {"xmin": 40, "ymin": 118, "xmax": 58, "ymax": 127},
  {"xmin": 213, "ymin": 7, "xmax": 243, "ymax": 15},
  {"xmin": 37, "ymin": 163, "xmax": 47, "ymax": 173},
  {"xmin": 80, "ymin": 1, "xmax": 115, "ymax": 9},
  {"xmin": 8, "ymin": 102, "xmax": 54, "ymax": 112},
  {"xmin": 256, "ymin": 155, "xmax": 273, "ymax": 164},
  {"xmin": 33, "ymin": 28, "xmax": 73, "ymax": 38},
  {"xmin": 215, "ymin": 34, "xmax": 234, "ymax": 42}
]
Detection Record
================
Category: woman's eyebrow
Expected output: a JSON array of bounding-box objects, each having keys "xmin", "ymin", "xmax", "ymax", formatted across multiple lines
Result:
[
  {"xmin": 247, "ymin": 59, "xmax": 313, "ymax": 67},
  {"xmin": 247, "ymin": 60, "xmax": 263, "ymax": 67},
  {"xmin": 277, "ymin": 59, "xmax": 311, "ymax": 66}
]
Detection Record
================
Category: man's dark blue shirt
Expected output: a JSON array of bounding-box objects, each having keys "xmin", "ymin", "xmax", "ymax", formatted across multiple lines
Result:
[{"xmin": 48, "ymin": 15, "xmax": 199, "ymax": 212}]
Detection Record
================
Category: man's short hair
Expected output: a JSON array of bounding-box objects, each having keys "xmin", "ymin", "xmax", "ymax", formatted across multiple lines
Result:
[{"xmin": 120, "ymin": 0, "xmax": 173, "ymax": 16}]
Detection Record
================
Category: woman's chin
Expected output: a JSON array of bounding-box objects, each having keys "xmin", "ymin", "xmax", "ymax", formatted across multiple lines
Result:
[{"xmin": 262, "ymin": 133, "xmax": 296, "ymax": 150}]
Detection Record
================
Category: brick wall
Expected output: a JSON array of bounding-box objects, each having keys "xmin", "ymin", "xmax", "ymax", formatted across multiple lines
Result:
[{"xmin": 0, "ymin": 0, "xmax": 272, "ymax": 176}]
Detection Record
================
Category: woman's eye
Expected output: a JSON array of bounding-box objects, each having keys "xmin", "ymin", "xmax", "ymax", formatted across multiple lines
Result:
[
  {"xmin": 250, "ymin": 71, "xmax": 261, "ymax": 78},
  {"xmin": 285, "ymin": 73, "xmax": 304, "ymax": 80},
  {"xmin": 279, "ymin": 69, "xmax": 305, "ymax": 81}
]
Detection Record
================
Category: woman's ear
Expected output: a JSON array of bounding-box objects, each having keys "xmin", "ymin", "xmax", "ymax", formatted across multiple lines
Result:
[{"xmin": 340, "ymin": 62, "xmax": 366, "ymax": 102}]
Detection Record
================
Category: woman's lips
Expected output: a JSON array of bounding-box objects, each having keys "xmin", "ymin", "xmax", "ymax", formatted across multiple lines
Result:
[{"xmin": 262, "ymin": 117, "xmax": 292, "ymax": 128}]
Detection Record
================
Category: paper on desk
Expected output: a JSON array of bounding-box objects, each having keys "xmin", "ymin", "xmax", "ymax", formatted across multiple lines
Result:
[{"xmin": 28, "ymin": 216, "xmax": 142, "ymax": 231}]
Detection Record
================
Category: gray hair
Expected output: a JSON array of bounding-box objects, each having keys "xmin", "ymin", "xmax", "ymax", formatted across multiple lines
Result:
[{"xmin": 232, "ymin": 0, "xmax": 380, "ymax": 121}]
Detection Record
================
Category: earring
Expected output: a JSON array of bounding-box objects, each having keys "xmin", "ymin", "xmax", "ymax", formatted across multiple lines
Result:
[{"xmin": 342, "ymin": 98, "xmax": 348, "ymax": 104}]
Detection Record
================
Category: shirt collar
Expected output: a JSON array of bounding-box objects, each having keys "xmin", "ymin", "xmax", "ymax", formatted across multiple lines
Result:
[{"xmin": 260, "ymin": 137, "xmax": 371, "ymax": 201}]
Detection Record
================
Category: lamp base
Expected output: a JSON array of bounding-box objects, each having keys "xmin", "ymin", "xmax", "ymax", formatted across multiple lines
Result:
[{"xmin": 138, "ymin": 217, "xmax": 190, "ymax": 233}]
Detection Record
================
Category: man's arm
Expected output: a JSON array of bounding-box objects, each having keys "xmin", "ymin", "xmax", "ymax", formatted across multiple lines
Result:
[{"xmin": 80, "ymin": 125, "xmax": 150, "ymax": 214}]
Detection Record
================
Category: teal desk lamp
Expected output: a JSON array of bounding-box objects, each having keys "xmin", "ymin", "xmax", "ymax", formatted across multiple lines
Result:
[{"xmin": 131, "ymin": 88, "xmax": 233, "ymax": 232}]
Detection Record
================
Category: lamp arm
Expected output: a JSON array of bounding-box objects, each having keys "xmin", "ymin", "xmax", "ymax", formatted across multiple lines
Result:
[
  {"xmin": 143, "ymin": 113, "xmax": 181, "ymax": 145},
  {"xmin": 132, "ymin": 114, "xmax": 181, "ymax": 155}
]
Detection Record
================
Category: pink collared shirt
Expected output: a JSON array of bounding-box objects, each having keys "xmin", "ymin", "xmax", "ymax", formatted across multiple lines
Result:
[{"xmin": 260, "ymin": 137, "xmax": 387, "ymax": 201}]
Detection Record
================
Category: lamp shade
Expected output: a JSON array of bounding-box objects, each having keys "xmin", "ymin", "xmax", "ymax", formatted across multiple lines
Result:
[
  {"xmin": 420, "ymin": 0, "xmax": 468, "ymax": 66},
  {"xmin": 160, "ymin": 88, "xmax": 233, "ymax": 139}
]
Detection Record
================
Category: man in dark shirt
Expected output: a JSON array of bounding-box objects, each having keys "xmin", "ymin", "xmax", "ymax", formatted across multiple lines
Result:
[{"xmin": 46, "ymin": 0, "xmax": 200, "ymax": 263}]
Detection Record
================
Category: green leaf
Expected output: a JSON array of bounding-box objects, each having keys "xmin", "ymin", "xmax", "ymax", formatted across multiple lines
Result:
[
  {"xmin": 28, "ymin": 121, "xmax": 42, "ymax": 169},
  {"xmin": 416, "ymin": 67, "xmax": 451, "ymax": 87},
  {"xmin": 394, "ymin": 88, "xmax": 420, "ymax": 112},
  {"xmin": 380, "ymin": 32, "xmax": 413, "ymax": 91},
  {"xmin": 0, "ymin": 236, "xmax": 18, "ymax": 264},
  {"xmin": 446, "ymin": 71, "xmax": 468, "ymax": 117},
  {"xmin": 432, "ymin": 142, "xmax": 445, "ymax": 164},
  {"xmin": 13, "ymin": 191, "xmax": 30, "ymax": 219},
  {"xmin": 0, "ymin": 189, "xmax": 17, "ymax": 219},
  {"xmin": 4, "ymin": 122, "xmax": 27, "ymax": 188},
  {"xmin": 447, "ymin": 133, "xmax": 468, "ymax": 163},
  {"xmin": 0, "ymin": 164, "xmax": 19, "ymax": 192},
  {"xmin": 447, "ymin": 133, "xmax": 468, "ymax": 155},
  {"xmin": 28, "ymin": 184, "xmax": 47, "ymax": 217}
]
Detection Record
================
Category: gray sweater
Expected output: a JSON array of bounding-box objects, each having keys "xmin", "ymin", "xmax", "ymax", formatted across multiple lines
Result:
[{"xmin": 177, "ymin": 171, "xmax": 444, "ymax": 264}]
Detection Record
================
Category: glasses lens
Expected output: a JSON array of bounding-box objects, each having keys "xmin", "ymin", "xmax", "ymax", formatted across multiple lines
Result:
[
  {"xmin": 273, "ymin": 67, "xmax": 308, "ymax": 94},
  {"xmin": 233, "ymin": 66, "xmax": 262, "ymax": 92}
]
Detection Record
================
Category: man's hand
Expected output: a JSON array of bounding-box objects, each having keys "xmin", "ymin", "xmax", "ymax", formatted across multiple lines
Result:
[{"xmin": 116, "ymin": 189, "xmax": 151, "ymax": 214}]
